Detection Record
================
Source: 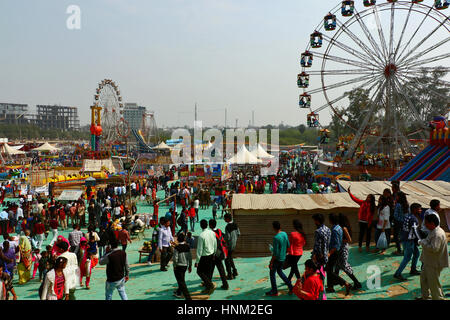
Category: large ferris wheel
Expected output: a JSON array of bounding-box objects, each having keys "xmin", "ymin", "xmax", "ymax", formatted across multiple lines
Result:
[
  {"xmin": 92, "ymin": 79, "xmax": 125, "ymax": 147},
  {"xmin": 297, "ymin": 0, "xmax": 450, "ymax": 164}
]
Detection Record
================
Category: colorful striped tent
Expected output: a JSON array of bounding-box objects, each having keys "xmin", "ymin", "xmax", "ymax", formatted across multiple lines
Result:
[{"xmin": 390, "ymin": 145, "xmax": 450, "ymax": 182}]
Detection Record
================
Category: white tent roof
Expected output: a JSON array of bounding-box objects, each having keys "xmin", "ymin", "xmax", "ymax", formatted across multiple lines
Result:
[
  {"xmin": 250, "ymin": 144, "xmax": 275, "ymax": 159},
  {"xmin": 1, "ymin": 143, "xmax": 25, "ymax": 155},
  {"xmin": 154, "ymin": 142, "xmax": 172, "ymax": 150},
  {"xmin": 227, "ymin": 145, "xmax": 262, "ymax": 164},
  {"xmin": 33, "ymin": 142, "xmax": 61, "ymax": 152}
]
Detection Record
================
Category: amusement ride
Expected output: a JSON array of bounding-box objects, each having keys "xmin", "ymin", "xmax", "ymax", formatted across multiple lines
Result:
[{"xmin": 297, "ymin": 0, "xmax": 450, "ymax": 175}]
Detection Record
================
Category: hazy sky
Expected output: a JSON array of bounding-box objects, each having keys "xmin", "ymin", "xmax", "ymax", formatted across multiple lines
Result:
[{"xmin": 0, "ymin": 0, "xmax": 448, "ymax": 128}]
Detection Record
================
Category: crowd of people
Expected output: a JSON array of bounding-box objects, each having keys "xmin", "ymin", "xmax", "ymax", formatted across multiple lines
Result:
[{"xmin": 0, "ymin": 158, "xmax": 448, "ymax": 301}]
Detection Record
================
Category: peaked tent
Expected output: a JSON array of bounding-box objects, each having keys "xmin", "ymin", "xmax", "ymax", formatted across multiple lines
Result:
[
  {"xmin": 0, "ymin": 143, "xmax": 26, "ymax": 155},
  {"xmin": 250, "ymin": 144, "xmax": 275, "ymax": 159},
  {"xmin": 33, "ymin": 142, "xmax": 61, "ymax": 152},
  {"xmin": 227, "ymin": 145, "xmax": 262, "ymax": 164},
  {"xmin": 153, "ymin": 142, "xmax": 172, "ymax": 150}
]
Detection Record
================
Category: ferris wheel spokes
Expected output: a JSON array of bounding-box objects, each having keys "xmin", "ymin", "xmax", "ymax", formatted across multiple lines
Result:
[
  {"xmin": 388, "ymin": 2, "xmax": 396, "ymax": 59},
  {"xmin": 321, "ymin": 33, "xmax": 384, "ymax": 68},
  {"xmin": 311, "ymin": 51, "xmax": 376, "ymax": 70},
  {"xmin": 308, "ymin": 69, "xmax": 377, "ymax": 76},
  {"xmin": 351, "ymin": 10, "xmax": 386, "ymax": 63},
  {"xmin": 402, "ymin": 52, "xmax": 450, "ymax": 69},
  {"xmin": 393, "ymin": 2, "xmax": 414, "ymax": 60},
  {"xmin": 372, "ymin": 5, "xmax": 390, "ymax": 63},
  {"xmin": 312, "ymin": 73, "xmax": 383, "ymax": 114},
  {"xmin": 395, "ymin": 6, "xmax": 434, "ymax": 62},
  {"xmin": 397, "ymin": 72, "xmax": 450, "ymax": 102},
  {"xmin": 336, "ymin": 18, "xmax": 385, "ymax": 66},
  {"xmin": 308, "ymin": 74, "xmax": 376, "ymax": 95},
  {"xmin": 396, "ymin": 17, "xmax": 450, "ymax": 66},
  {"xmin": 344, "ymin": 79, "xmax": 388, "ymax": 160},
  {"xmin": 398, "ymin": 35, "xmax": 450, "ymax": 68}
]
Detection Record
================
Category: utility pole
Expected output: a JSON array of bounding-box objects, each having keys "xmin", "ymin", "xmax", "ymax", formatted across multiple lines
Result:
[
  {"xmin": 252, "ymin": 110, "xmax": 255, "ymax": 127},
  {"xmin": 235, "ymin": 118, "xmax": 238, "ymax": 129},
  {"xmin": 195, "ymin": 102, "xmax": 198, "ymax": 122},
  {"xmin": 225, "ymin": 108, "xmax": 227, "ymax": 129}
]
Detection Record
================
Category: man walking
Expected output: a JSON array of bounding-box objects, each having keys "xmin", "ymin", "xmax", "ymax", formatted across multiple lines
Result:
[
  {"xmin": 311, "ymin": 213, "xmax": 331, "ymax": 276},
  {"xmin": 99, "ymin": 238, "xmax": 129, "ymax": 300},
  {"xmin": 417, "ymin": 214, "xmax": 449, "ymax": 300},
  {"xmin": 68, "ymin": 224, "xmax": 83, "ymax": 262},
  {"xmin": 394, "ymin": 203, "xmax": 422, "ymax": 281},
  {"xmin": 224, "ymin": 213, "xmax": 240, "ymax": 280},
  {"xmin": 195, "ymin": 219, "xmax": 217, "ymax": 295},
  {"xmin": 325, "ymin": 214, "xmax": 352, "ymax": 295},
  {"xmin": 209, "ymin": 219, "xmax": 229, "ymax": 290},
  {"xmin": 158, "ymin": 218, "xmax": 174, "ymax": 271},
  {"xmin": 266, "ymin": 221, "xmax": 293, "ymax": 296}
]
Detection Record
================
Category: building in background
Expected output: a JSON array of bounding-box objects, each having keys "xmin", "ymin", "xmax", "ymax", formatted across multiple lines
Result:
[
  {"xmin": 0, "ymin": 103, "xmax": 29, "ymax": 125},
  {"xmin": 29, "ymin": 105, "xmax": 80, "ymax": 131},
  {"xmin": 124, "ymin": 103, "xmax": 146, "ymax": 130}
]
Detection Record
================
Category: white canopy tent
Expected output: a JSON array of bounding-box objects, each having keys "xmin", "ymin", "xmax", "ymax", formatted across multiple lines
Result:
[
  {"xmin": 153, "ymin": 142, "xmax": 172, "ymax": 150},
  {"xmin": 250, "ymin": 144, "xmax": 275, "ymax": 159},
  {"xmin": 33, "ymin": 142, "xmax": 61, "ymax": 152},
  {"xmin": 227, "ymin": 145, "xmax": 262, "ymax": 164},
  {"xmin": 0, "ymin": 143, "xmax": 26, "ymax": 155}
]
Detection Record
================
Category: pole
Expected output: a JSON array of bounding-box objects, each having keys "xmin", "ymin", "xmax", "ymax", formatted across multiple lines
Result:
[
  {"xmin": 195, "ymin": 102, "xmax": 198, "ymax": 122},
  {"xmin": 225, "ymin": 108, "xmax": 227, "ymax": 129}
]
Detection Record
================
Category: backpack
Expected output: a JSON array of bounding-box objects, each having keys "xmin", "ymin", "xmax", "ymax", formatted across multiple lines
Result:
[{"xmin": 214, "ymin": 229, "xmax": 228, "ymax": 260}]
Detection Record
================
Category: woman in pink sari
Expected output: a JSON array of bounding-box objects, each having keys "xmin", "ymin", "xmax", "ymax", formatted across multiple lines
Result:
[
  {"xmin": 51, "ymin": 236, "xmax": 71, "ymax": 257},
  {"xmin": 79, "ymin": 236, "xmax": 98, "ymax": 289}
]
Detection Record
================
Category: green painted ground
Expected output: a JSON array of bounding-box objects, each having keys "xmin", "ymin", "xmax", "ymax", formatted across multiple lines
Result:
[{"xmin": 6, "ymin": 191, "xmax": 450, "ymax": 300}]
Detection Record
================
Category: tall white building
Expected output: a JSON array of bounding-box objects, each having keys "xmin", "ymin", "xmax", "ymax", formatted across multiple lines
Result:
[{"xmin": 123, "ymin": 103, "xmax": 146, "ymax": 131}]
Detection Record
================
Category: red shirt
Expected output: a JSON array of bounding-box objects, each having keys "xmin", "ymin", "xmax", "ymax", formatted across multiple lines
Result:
[
  {"xmin": 50, "ymin": 219, "xmax": 59, "ymax": 230},
  {"xmin": 238, "ymin": 184, "xmax": 246, "ymax": 194},
  {"xmin": 294, "ymin": 274, "xmax": 323, "ymax": 300},
  {"xmin": 288, "ymin": 231, "xmax": 305, "ymax": 256},
  {"xmin": 188, "ymin": 207, "xmax": 196, "ymax": 218},
  {"xmin": 58, "ymin": 208, "xmax": 66, "ymax": 220},
  {"xmin": 349, "ymin": 191, "xmax": 374, "ymax": 225},
  {"xmin": 33, "ymin": 223, "xmax": 45, "ymax": 235}
]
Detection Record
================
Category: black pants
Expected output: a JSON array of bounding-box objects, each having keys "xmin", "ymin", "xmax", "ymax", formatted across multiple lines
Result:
[
  {"xmin": 122, "ymin": 244, "xmax": 127, "ymax": 252},
  {"xmin": 326, "ymin": 252, "xmax": 347, "ymax": 288},
  {"xmin": 197, "ymin": 254, "xmax": 214, "ymax": 289},
  {"xmin": 0, "ymin": 220, "xmax": 8, "ymax": 236},
  {"xmin": 225, "ymin": 250, "xmax": 238, "ymax": 277},
  {"xmin": 213, "ymin": 257, "xmax": 228, "ymax": 288},
  {"xmin": 160, "ymin": 247, "xmax": 173, "ymax": 270},
  {"xmin": 287, "ymin": 255, "xmax": 302, "ymax": 281},
  {"xmin": 177, "ymin": 224, "xmax": 187, "ymax": 237},
  {"xmin": 174, "ymin": 266, "xmax": 191, "ymax": 300},
  {"xmin": 358, "ymin": 222, "xmax": 372, "ymax": 248},
  {"xmin": 392, "ymin": 222, "xmax": 402, "ymax": 252}
]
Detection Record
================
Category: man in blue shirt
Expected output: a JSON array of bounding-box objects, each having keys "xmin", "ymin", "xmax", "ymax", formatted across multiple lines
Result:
[
  {"xmin": 266, "ymin": 221, "xmax": 293, "ymax": 296},
  {"xmin": 325, "ymin": 213, "xmax": 351, "ymax": 295},
  {"xmin": 394, "ymin": 203, "xmax": 422, "ymax": 281}
]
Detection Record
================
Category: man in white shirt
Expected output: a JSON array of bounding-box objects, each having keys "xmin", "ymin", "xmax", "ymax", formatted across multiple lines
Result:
[
  {"xmin": 421, "ymin": 200, "xmax": 441, "ymax": 236},
  {"xmin": 0, "ymin": 209, "xmax": 9, "ymax": 237},
  {"xmin": 195, "ymin": 219, "xmax": 217, "ymax": 295},
  {"xmin": 158, "ymin": 218, "xmax": 174, "ymax": 272}
]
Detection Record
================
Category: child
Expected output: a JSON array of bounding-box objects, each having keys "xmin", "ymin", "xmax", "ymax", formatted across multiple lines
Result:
[
  {"xmin": 212, "ymin": 202, "xmax": 218, "ymax": 221},
  {"xmin": 31, "ymin": 248, "xmax": 41, "ymax": 280},
  {"xmin": 186, "ymin": 232, "xmax": 195, "ymax": 249},
  {"xmin": 172, "ymin": 233, "xmax": 192, "ymax": 300},
  {"xmin": 37, "ymin": 250, "xmax": 50, "ymax": 282},
  {"xmin": 0, "ymin": 263, "xmax": 17, "ymax": 300},
  {"xmin": 16, "ymin": 217, "xmax": 23, "ymax": 235},
  {"xmin": 293, "ymin": 259, "xmax": 324, "ymax": 300}
]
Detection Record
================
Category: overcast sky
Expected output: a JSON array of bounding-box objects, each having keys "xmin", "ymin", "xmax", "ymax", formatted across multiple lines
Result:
[{"xmin": 0, "ymin": 0, "xmax": 448, "ymax": 128}]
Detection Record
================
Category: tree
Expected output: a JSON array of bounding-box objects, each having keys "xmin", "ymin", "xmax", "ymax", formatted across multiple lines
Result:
[{"xmin": 298, "ymin": 124, "xmax": 306, "ymax": 134}]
